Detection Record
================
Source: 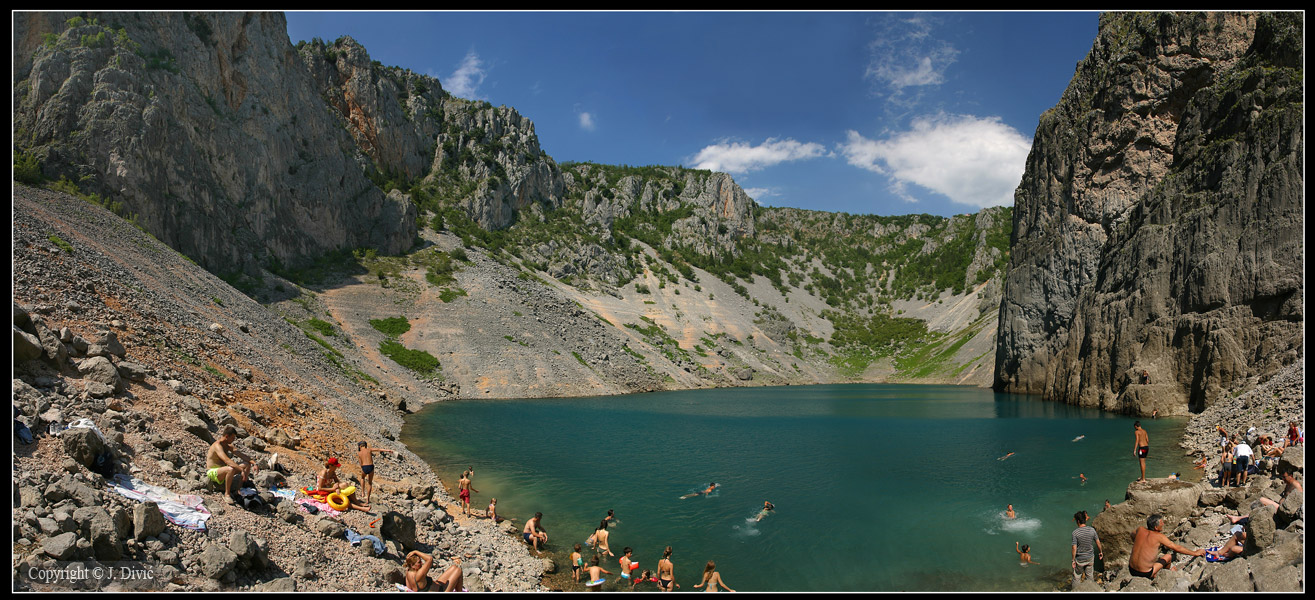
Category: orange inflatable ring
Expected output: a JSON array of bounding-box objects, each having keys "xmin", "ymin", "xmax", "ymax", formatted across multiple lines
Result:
[{"xmin": 327, "ymin": 492, "xmax": 349, "ymax": 511}]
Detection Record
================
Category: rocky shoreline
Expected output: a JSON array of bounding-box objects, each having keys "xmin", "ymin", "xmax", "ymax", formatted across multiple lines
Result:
[
  {"xmin": 1078, "ymin": 362, "xmax": 1304, "ymax": 592},
  {"xmin": 12, "ymin": 185, "xmax": 551, "ymax": 592}
]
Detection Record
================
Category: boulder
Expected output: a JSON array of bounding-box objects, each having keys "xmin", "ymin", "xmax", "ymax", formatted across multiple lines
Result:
[
  {"xmin": 74, "ymin": 505, "xmax": 124, "ymax": 561},
  {"xmin": 1194, "ymin": 557, "xmax": 1253, "ymax": 591},
  {"xmin": 77, "ymin": 356, "xmax": 121, "ymax": 391},
  {"xmin": 1092, "ymin": 480, "xmax": 1204, "ymax": 568},
  {"xmin": 166, "ymin": 380, "xmax": 191, "ymax": 395},
  {"xmin": 14, "ymin": 326, "xmax": 43, "ymax": 362},
  {"xmin": 255, "ymin": 577, "xmax": 296, "ymax": 592},
  {"xmin": 228, "ymin": 530, "xmax": 260, "ymax": 565},
  {"xmin": 97, "ymin": 331, "xmax": 127, "ymax": 357},
  {"xmin": 1276, "ymin": 490, "xmax": 1302, "ymax": 527},
  {"xmin": 266, "ymin": 428, "xmax": 295, "ymax": 449},
  {"xmin": 1244, "ymin": 505, "xmax": 1277, "ymax": 553},
  {"xmin": 314, "ymin": 517, "xmax": 345, "ymax": 539},
  {"xmin": 133, "ymin": 501, "xmax": 167, "ymax": 541},
  {"xmin": 62, "ymin": 427, "xmax": 109, "ymax": 470},
  {"xmin": 1251, "ymin": 564, "xmax": 1301, "ymax": 592},
  {"xmin": 116, "ymin": 362, "xmax": 148, "ymax": 382},
  {"xmin": 180, "ymin": 410, "xmax": 213, "ymax": 443},
  {"xmin": 1277, "ymin": 446, "xmax": 1303, "ymax": 472},
  {"xmin": 380, "ymin": 505, "xmax": 418, "ymax": 550},
  {"xmin": 35, "ymin": 320, "xmax": 68, "ymax": 365},
  {"xmin": 42, "ymin": 531, "xmax": 79, "ymax": 560},
  {"xmin": 199, "ymin": 543, "xmax": 240, "ymax": 579}
]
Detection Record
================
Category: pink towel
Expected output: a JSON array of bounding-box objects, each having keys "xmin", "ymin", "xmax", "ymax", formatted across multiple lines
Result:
[{"xmin": 296, "ymin": 497, "xmax": 343, "ymax": 517}]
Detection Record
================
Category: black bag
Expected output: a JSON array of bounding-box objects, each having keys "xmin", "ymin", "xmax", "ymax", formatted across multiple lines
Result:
[{"xmin": 92, "ymin": 451, "xmax": 116, "ymax": 479}]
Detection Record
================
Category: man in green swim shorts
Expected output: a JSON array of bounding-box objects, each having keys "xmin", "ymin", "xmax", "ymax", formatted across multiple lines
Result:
[{"xmin": 206, "ymin": 426, "xmax": 257, "ymax": 504}]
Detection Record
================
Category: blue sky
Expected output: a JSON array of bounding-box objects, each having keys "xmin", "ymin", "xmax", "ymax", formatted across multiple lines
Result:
[{"xmin": 285, "ymin": 11, "xmax": 1099, "ymax": 218}]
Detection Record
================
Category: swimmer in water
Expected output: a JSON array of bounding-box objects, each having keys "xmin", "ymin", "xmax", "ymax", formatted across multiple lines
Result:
[
  {"xmin": 998, "ymin": 452, "xmax": 1016, "ymax": 461},
  {"xmin": 754, "ymin": 500, "xmax": 775, "ymax": 522},
  {"xmin": 1016, "ymin": 542, "xmax": 1039, "ymax": 566},
  {"xmin": 1073, "ymin": 435, "xmax": 1086, "ymax": 442},
  {"xmin": 1005, "ymin": 504, "xmax": 1016, "ymax": 519},
  {"xmin": 1079, "ymin": 473, "xmax": 1088, "ymax": 484},
  {"xmin": 681, "ymin": 482, "xmax": 719, "ymax": 499}
]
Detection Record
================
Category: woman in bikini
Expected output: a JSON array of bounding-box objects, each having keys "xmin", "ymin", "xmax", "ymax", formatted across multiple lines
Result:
[
  {"xmin": 692, "ymin": 560, "xmax": 735, "ymax": 592},
  {"xmin": 404, "ymin": 551, "xmax": 463, "ymax": 592},
  {"xmin": 657, "ymin": 546, "xmax": 679, "ymax": 592},
  {"xmin": 588, "ymin": 519, "xmax": 614, "ymax": 557}
]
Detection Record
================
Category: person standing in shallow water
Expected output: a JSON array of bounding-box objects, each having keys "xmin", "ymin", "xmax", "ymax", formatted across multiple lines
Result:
[{"xmin": 1132, "ymin": 421, "xmax": 1150, "ymax": 482}]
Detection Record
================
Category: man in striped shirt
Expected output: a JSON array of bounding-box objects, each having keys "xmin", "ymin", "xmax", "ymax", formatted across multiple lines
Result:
[{"xmin": 1071, "ymin": 510, "xmax": 1103, "ymax": 586}]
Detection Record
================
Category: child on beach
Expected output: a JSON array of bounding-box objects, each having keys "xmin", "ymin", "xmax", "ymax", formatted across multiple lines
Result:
[
  {"xmin": 1016, "ymin": 542, "xmax": 1039, "ymax": 566},
  {"xmin": 570, "ymin": 544, "xmax": 584, "ymax": 582}
]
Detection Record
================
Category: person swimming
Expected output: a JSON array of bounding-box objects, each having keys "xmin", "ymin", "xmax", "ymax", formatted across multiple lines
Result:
[
  {"xmin": 1073, "ymin": 435, "xmax": 1086, "ymax": 442},
  {"xmin": 681, "ymin": 482, "xmax": 719, "ymax": 499},
  {"xmin": 1005, "ymin": 504, "xmax": 1016, "ymax": 519},
  {"xmin": 754, "ymin": 500, "xmax": 775, "ymax": 522},
  {"xmin": 998, "ymin": 452, "xmax": 1016, "ymax": 461}
]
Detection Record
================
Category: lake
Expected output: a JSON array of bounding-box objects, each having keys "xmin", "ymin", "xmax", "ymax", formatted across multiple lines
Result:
[{"xmin": 402, "ymin": 383, "xmax": 1195, "ymax": 591}]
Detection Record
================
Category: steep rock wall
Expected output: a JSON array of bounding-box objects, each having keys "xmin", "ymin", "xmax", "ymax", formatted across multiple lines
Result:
[
  {"xmin": 996, "ymin": 12, "xmax": 1303, "ymax": 414},
  {"xmin": 13, "ymin": 12, "xmax": 416, "ymax": 274}
]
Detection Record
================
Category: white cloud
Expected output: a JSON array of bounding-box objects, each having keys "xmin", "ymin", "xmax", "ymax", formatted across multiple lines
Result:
[
  {"xmin": 446, "ymin": 51, "xmax": 487, "ymax": 99},
  {"xmin": 840, "ymin": 114, "xmax": 1031, "ymax": 208},
  {"xmin": 578, "ymin": 111, "xmax": 596, "ymax": 131},
  {"xmin": 690, "ymin": 138, "xmax": 826, "ymax": 174},
  {"xmin": 742, "ymin": 187, "xmax": 774, "ymax": 200},
  {"xmin": 865, "ymin": 15, "xmax": 958, "ymax": 95}
]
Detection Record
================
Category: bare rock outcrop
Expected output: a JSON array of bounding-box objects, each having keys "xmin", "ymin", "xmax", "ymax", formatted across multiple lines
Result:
[{"xmin": 995, "ymin": 12, "xmax": 1303, "ymax": 415}]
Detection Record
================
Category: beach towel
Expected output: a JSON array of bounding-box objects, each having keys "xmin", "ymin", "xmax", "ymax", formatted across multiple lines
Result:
[
  {"xmin": 296, "ymin": 497, "xmax": 342, "ymax": 517},
  {"xmin": 1205, "ymin": 546, "xmax": 1238, "ymax": 563},
  {"xmin": 108, "ymin": 474, "xmax": 211, "ymax": 531},
  {"xmin": 272, "ymin": 488, "xmax": 297, "ymax": 502},
  {"xmin": 345, "ymin": 528, "xmax": 385, "ymax": 556}
]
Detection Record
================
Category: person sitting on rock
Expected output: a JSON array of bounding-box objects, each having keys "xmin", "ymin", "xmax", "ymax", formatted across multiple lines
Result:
[
  {"xmin": 317, "ymin": 457, "xmax": 369, "ymax": 512},
  {"xmin": 1128, "ymin": 514, "xmax": 1206, "ymax": 579},
  {"xmin": 404, "ymin": 551, "xmax": 463, "ymax": 592},
  {"xmin": 1207, "ymin": 529, "xmax": 1246, "ymax": 561},
  {"xmin": 206, "ymin": 426, "xmax": 258, "ymax": 504}
]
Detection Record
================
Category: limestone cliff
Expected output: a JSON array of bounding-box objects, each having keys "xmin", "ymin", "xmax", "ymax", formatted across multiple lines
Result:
[
  {"xmin": 13, "ymin": 12, "xmax": 416, "ymax": 275},
  {"xmin": 995, "ymin": 12, "xmax": 1303, "ymax": 414}
]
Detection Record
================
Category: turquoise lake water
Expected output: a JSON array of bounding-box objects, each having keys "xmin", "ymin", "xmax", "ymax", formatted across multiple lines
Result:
[{"xmin": 402, "ymin": 384, "xmax": 1196, "ymax": 592}]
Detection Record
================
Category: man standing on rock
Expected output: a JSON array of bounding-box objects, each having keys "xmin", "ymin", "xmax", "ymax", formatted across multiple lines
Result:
[
  {"xmin": 1132, "ymin": 421, "xmax": 1150, "ymax": 482},
  {"xmin": 1128, "ymin": 514, "xmax": 1205, "ymax": 579},
  {"xmin": 1071, "ymin": 510, "xmax": 1103, "ymax": 586},
  {"xmin": 206, "ymin": 426, "xmax": 257, "ymax": 505},
  {"xmin": 458, "ymin": 469, "xmax": 479, "ymax": 516},
  {"xmin": 357, "ymin": 440, "xmax": 396, "ymax": 504}
]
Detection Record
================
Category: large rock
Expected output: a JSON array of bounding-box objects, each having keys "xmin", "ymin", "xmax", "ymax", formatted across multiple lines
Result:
[
  {"xmin": 198, "ymin": 543, "xmax": 240, "ymax": 579},
  {"xmin": 42, "ymin": 531, "xmax": 79, "ymax": 560},
  {"xmin": 1244, "ymin": 505, "xmax": 1277, "ymax": 553},
  {"xmin": 994, "ymin": 12, "xmax": 1304, "ymax": 415},
  {"xmin": 379, "ymin": 505, "xmax": 418, "ymax": 550},
  {"xmin": 77, "ymin": 356, "xmax": 121, "ymax": 391},
  {"xmin": 1194, "ymin": 557, "xmax": 1254, "ymax": 592},
  {"xmin": 62, "ymin": 427, "xmax": 109, "ymax": 470},
  {"xmin": 14, "ymin": 326, "xmax": 44, "ymax": 362},
  {"xmin": 1091, "ymin": 479, "xmax": 1204, "ymax": 568},
  {"xmin": 180, "ymin": 410, "xmax": 214, "ymax": 443},
  {"xmin": 12, "ymin": 13, "xmax": 418, "ymax": 275},
  {"xmin": 314, "ymin": 517, "xmax": 345, "ymax": 539},
  {"xmin": 133, "ymin": 501, "xmax": 167, "ymax": 541}
]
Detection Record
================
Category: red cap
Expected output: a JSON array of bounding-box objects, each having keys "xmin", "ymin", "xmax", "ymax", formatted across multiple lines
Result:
[{"xmin": 326, "ymin": 457, "xmax": 340, "ymax": 467}]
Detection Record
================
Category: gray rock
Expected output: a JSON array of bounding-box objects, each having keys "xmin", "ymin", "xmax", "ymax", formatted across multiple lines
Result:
[
  {"xmin": 228, "ymin": 530, "xmax": 259, "ymax": 563},
  {"xmin": 42, "ymin": 531, "xmax": 79, "ymax": 560},
  {"xmin": 77, "ymin": 356, "xmax": 121, "ymax": 391},
  {"xmin": 1244, "ymin": 505, "xmax": 1278, "ymax": 553},
  {"xmin": 314, "ymin": 517, "xmax": 345, "ymax": 539},
  {"xmin": 255, "ymin": 577, "xmax": 296, "ymax": 592},
  {"xmin": 14, "ymin": 326, "xmax": 44, "ymax": 362},
  {"xmin": 1251, "ymin": 564, "xmax": 1301, "ymax": 592},
  {"xmin": 133, "ymin": 501, "xmax": 167, "ymax": 541},
  {"xmin": 62, "ymin": 427, "xmax": 109, "ymax": 470},
  {"xmin": 1195, "ymin": 557, "xmax": 1253, "ymax": 591},
  {"xmin": 293, "ymin": 556, "xmax": 316, "ymax": 579},
  {"xmin": 380, "ymin": 505, "xmax": 418, "ymax": 550},
  {"xmin": 166, "ymin": 380, "xmax": 190, "ymax": 395},
  {"xmin": 199, "ymin": 543, "xmax": 240, "ymax": 579},
  {"xmin": 180, "ymin": 410, "xmax": 213, "ymax": 443},
  {"xmin": 116, "ymin": 361, "xmax": 148, "ymax": 382}
]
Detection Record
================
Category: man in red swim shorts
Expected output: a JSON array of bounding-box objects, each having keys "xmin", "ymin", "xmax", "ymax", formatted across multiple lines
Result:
[{"xmin": 458, "ymin": 469, "xmax": 478, "ymax": 515}]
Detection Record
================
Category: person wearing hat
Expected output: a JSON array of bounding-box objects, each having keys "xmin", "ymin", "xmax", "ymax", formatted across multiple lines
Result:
[
  {"xmin": 318, "ymin": 456, "xmax": 370, "ymax": 511},
  {"xmin": 357, "ymin": 440, "xmax": 396, "ymax": 504}
]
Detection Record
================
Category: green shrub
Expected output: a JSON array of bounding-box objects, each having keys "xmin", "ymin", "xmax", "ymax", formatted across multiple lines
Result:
[
  {"xmin": 439, "ymin": 288, "xmax": 467, "ymax": 302},
  {"xmin": 47, "ymin": 234, "xmax": 74, "ymax": 253},
  {"xmin": 379, "ymin": 339, "xmax": 439, "ymax": 374},
  {"xmin": 306, "ymin": 318, "xmax": 336, "ymax": 337},
  {"xmin": 369, "ymin": 316, "xmax": 411, "ymax": 337}
]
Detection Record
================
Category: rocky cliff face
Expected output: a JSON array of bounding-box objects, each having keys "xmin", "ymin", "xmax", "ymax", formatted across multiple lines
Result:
[
  {"xmin": 995, "ymin": 12, "xmax": 1303, "ymax": 414},
  {"xmin": 13, "ymin": 12, "xmax": 417, "ymax": 275}
]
